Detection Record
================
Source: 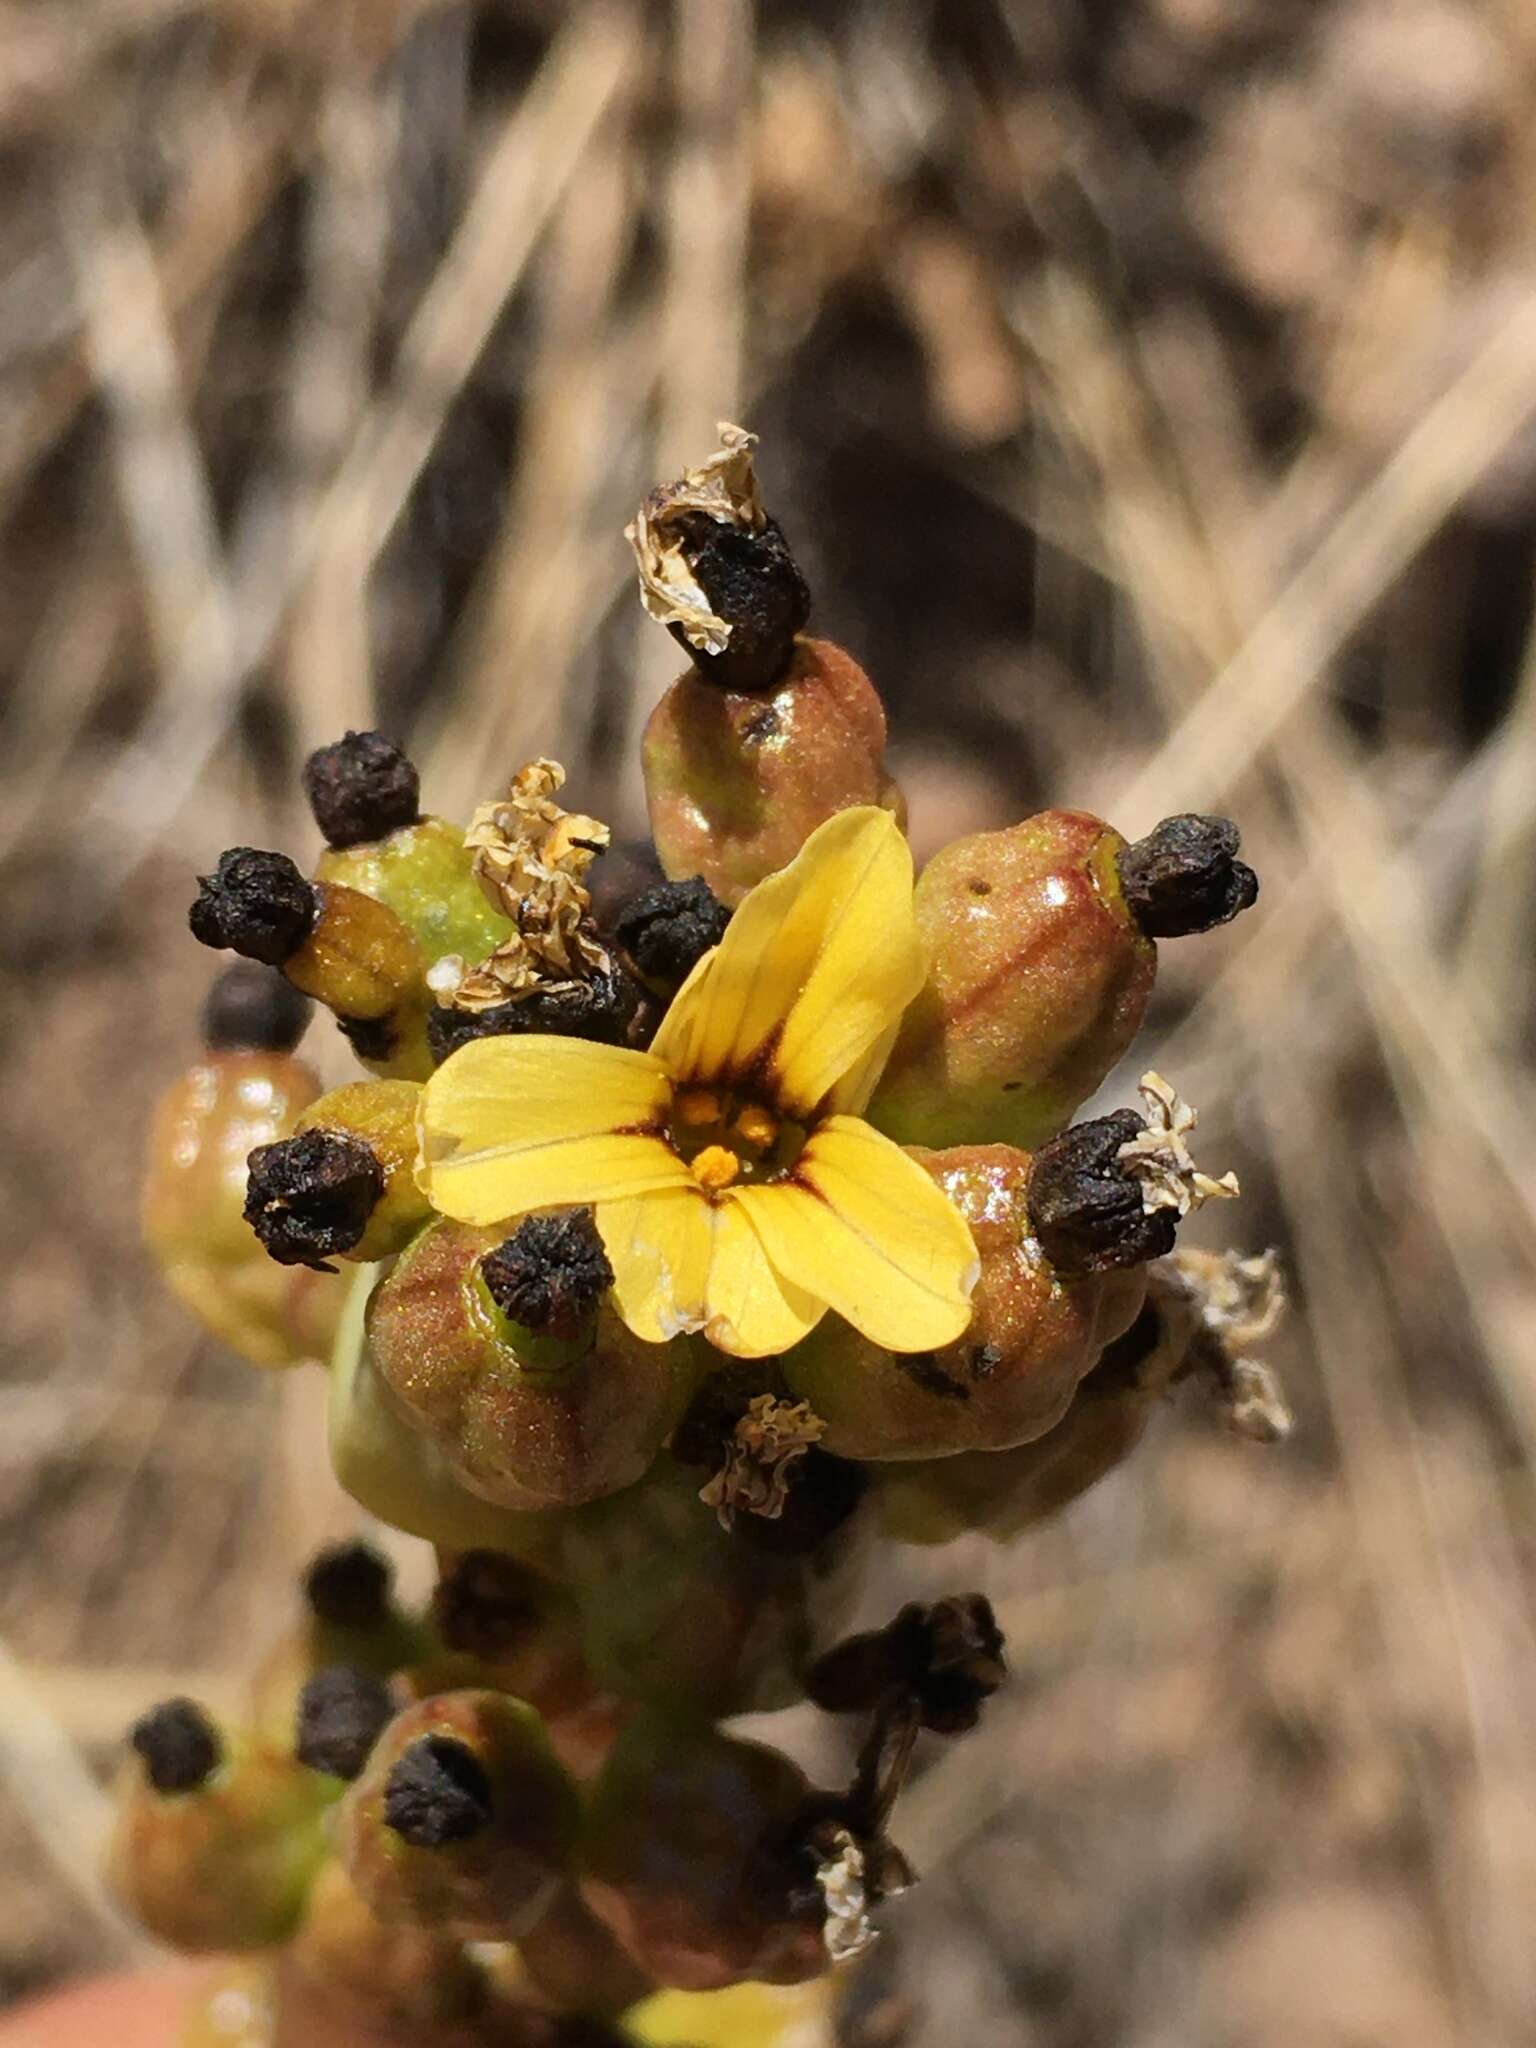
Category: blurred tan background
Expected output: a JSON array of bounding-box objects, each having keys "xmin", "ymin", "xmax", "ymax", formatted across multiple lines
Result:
[{"xmin": 4, "ymin": 0, "xmax": 1536, "ymax": 2040}]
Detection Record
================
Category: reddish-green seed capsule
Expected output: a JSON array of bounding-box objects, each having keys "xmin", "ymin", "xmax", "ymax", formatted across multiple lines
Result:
[
  {"xmin": 641, "ymin": 638, "xmax": 904, "ymax": 907},
  {"xmin": 108, "ymin": 1704, "xmax": 331, "ymax": 1953},
  {"xmin": 580, "ymin": 1715, "xmax": 828, "ymax": 1992},
  {"xmin": 867, "ymin": 809, "xmax": 1155, "ymax": 1151},
  {"xmin": 142, "ymin": 1046, "xmax": 345, "ymax": 1369},
  {"xmin": 782, "ymin": 1144, "xmax": 1146, "ymax": 1459},
  {"xmin": 874, "ymin": 1304, "xmax": 1177, "ymax": 1545},
  {"xmin": 396, "ymin": 1550, "xmax": 602, "ymax": 1757},
  {"xmin": 337, "ymin": 1691, "xmax": 577, "ymax": 1941},
  {"xmin": 365, "ymin": 1218, "xmax": 699, "ymax": 1512}
]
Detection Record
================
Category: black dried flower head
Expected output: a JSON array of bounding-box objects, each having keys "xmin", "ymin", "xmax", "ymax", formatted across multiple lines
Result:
[
  {"xmin": 131, "ymin": 1698, "xmax": 222, "ymax": 1795},
  {"xmin": 1118, "ymin": 815, "xmax": 1258, "ymax": 939},
  {"xmin": 200, "ymin": 962, "xmax": 312, "ymax": 1054},
  {"xmin": 808, "ymin": 1595, "xmax": 1007, "ymax": 1735},
  {"xmin": 673, "ymin": 512, "xmax": 811, "ymax": 693},
  {"xmin": 303, "ymin": 1540, "xmax": 392, "ymax": 1630},
  {"xmin": 612, "ymin": 877, "xmax": 730, "ymax": 997},
  {"xmin": 1026, "ymin": 1111, "xmax": 1178, "ymax": 1276},
  {"xmin": 295, "ymin": 1665, "xmax": 394, "ymax": 1781},
  {"xmin": 479, "ymin": 1210, "xmax": 614, "ymax": 1342},
  {"xmin": 427, "ymin": 968, "xmax": 639, "ymax": 1065},
  {"xmin": 302, "ymin": 731, "xmax": 420, "ymax": 850},
  {"xmin": 188, "ymin": 849, "xmax": 317, "ymax": 966},
  {"xmin": 432, "ymin": 1551, "xmax": 549, "ymax": 1660},
  {"xmin": 383, "ymin": 1735, "xmax": 494, "ymax": 1848},
  {"xmin": 244, "ymin": 1128, "xmax": 384, "ymax": 1269}
]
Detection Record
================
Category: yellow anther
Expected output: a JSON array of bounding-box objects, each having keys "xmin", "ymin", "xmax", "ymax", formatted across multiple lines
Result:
[
  {"xmin": 732, "ymin": 1103, "xmax": 779, "ymax": 1151},
  {"xmin": 674, "ymin": 1087, "xmax": 723, "ymax": 1127},
  {"xmin": 690, "ymin": 1144, "xmax": 741, "ymax": 1192}
]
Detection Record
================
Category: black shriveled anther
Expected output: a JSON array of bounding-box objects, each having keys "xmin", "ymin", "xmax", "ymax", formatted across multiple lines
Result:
[
  {"xmin": 302, "ymin": 731, "xmax": 420, "ymax": 850},
  {"xmin": 808, "ymin": 1595, "xmax": 1007, "ymax": 1736},
  {"xmin": 671, "ymin": 511, "xmax": 811, "ymax": 693},
  {"xmin": 337, "ymin": 1012, "xmax": 400, "ymax": 1065},
  {"xmin": 383, "ymin": 1735, "xmax": 494, "ymax": 1848},
  {"xmin": 188, "ymin": 849, "xmax": 317, "ymax": 966},
  {"xmin": 479, "ymin": 1210, "xmax": 613, "ymax": 1342},
  {"xmin": 295, "ymin": 1665, "xmax": 394, "ymax": 1781},
  {"xmin": 428, "ymin": 967, "xmax": 639, "ymax": 1066},
  {"xmin": 432, "ymin": 1551, "xmax": 549, "ymax": 1660},
  {"xmin": 612, "ymin": 877, "xmax": 731, "ymax": 997},
  {"xmin": 244, "ymin": 1128, "xmax": 384, "ymax": 1269},
  {"xmin": 303, "ymin": 1540, "xmax": 392, "ymax": 1630},
  {"xmin": 1026, "ymin": 1111, "xmax": 1178, "ymax": 1277},
  {"xmin": 1117, "ymin": 814, "xmax": 1258, "ymax": 939},
  {"xmin": 131, "ymin": 1698, "xmax": 222, "ymax": 1794},
  {"xmin": 201, "ymin": 962, "xmax": 312, "ymax": 1054}
]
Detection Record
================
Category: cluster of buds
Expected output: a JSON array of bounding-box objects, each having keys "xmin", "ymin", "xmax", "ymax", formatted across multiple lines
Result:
[{"xmin": 131, "ymin": 428, "xmax": 1285, "ymax": 2047}]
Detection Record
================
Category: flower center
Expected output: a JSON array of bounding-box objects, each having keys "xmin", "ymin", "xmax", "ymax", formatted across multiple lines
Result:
[{"xmin": 668, "ymin": 1086, "xmax": 803, "ymax": 1193}]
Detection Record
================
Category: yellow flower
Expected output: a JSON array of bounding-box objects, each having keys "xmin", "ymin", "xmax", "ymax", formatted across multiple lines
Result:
[{"xmin": 416, "ymin": 808, "xmax": 979, "ymax": 1359}]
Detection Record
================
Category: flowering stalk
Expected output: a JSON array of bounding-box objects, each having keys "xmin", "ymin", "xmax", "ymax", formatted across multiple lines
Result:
[{"xmin": 125, "ymin": 425, "xmax": 1282, "ymax": 2048}]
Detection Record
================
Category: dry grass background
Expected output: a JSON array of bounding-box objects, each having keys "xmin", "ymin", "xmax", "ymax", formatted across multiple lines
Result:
[{"xmin": 3, "ymin": 0, "xmax": 1536, "ymax": 2040}]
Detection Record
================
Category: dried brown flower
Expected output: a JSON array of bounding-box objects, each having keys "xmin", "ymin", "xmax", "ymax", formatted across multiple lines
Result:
[
  {"xmin": 698, "ymin": 1391, "xmax": 826, "ymax": 1528},
  {"xmin": 441, "ymin": 759, "xmax": 612, "ymax": 1013},
  {"xmin": 1118, "ymin": 1071, "xmax": 1241, "ymax": 1216},
  {"xmin": 624, "ymin": 423, "xmax": 766, "ymax": 653}
]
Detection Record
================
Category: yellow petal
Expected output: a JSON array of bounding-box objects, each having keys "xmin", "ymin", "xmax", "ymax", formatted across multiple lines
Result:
[
  {"xmin": 735, "ymin": 1116, "xmax": 978, "ymax": 1352},
  {"xmin": 702, "ymin": 1197, "xmax": 825, "ymax": 1358},
  {"xmin": 418, "ymin": 1035, "xmax": 687, "ymax": 1225},
  {"xmin": 597, "ymin": 1187, "xmax": 714, "ymax": 1342},
  {"xmin": 651, "ymin": 808, "xmax": 922, "ymax": 1120}
]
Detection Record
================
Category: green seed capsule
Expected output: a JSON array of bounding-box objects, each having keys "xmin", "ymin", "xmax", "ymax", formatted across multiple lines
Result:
[
  {"xmin": 641, "ymin": 639, "xmax": 903, "ymax": 907},
  {"xmin": 781, "ymin": 1144, "xmax": 1146, "ymax": 1459},
  {"xmin": 552, "ymin": 1454, "xmax": 861, "ymax": 1720},
  {"xmin": 365, "ymin": 1217, "xmax": 699, "ymax": 1512},
  {"xmin": 337, "ymin": 1690, "xmax": 577, "ymax": 1940},
  {"xmin": 316, "ymin": 816, "xmax": 514, "ymax": 975},
  {"xmin": 108, "ymin": 1703, "xmax": 330, "ymax": 1953},
  {"xmin": 867, "ymin": 809, "xmax": 1154, "ymax": 1150}
]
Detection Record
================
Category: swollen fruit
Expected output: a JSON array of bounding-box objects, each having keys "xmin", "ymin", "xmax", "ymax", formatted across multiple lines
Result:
[
  {"xmin": 642, "ymin": 638, "xmax": 903, "ymax": 907},
  {"xmin": 365, "ymin": 1215, "xmax": 698, "ymax": 1511},
  {"xmin": 874, "ymin": 1301, "xmax": 1180, "ymax": 1544},
  {"xmin": 580, "ymin": 1715, "xmax": 828, "ymax": 1991},
  {"xmin": 108, "ymin": 1701, "xmax": 330, "ymax": 1953},
  {"xmin": 868, "ymin": 810, "xmax": 1255, "ymax": 1151},
  {"xmin": 338, "ymin": 1690, "xmax": 577, "ymax": 1940},
  {"xmin": 142, "ymin": 971, "xmax": 344, "ymax": 1368},
  {"xmin": 782, "ymin": 1144, "xmax": 1146, "ymax": 1459}
]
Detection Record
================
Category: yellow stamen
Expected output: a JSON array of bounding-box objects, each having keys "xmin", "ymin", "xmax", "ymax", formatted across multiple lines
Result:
[
  {"xmin": 691, "ymin": 1145, "xmax": 740, "ymax": 1192},
  {"xmin": 674, "ymin": 1087, "xmax": 723, "ymax": 1128},
  {"xmin": 732, "ymin": 1103, "xmax": 779, "ymax": 1151}
]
